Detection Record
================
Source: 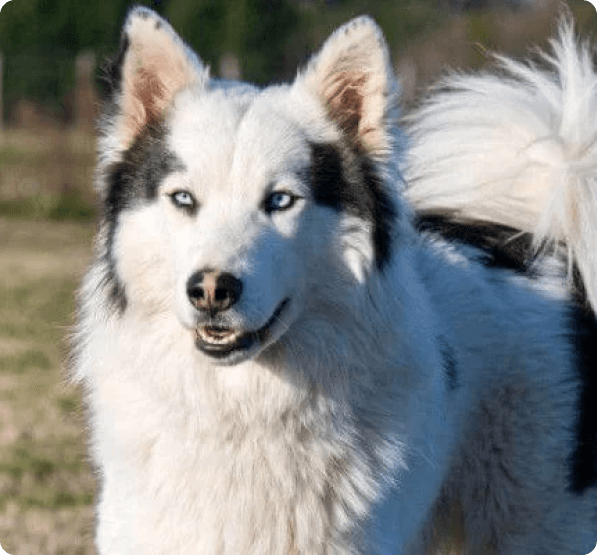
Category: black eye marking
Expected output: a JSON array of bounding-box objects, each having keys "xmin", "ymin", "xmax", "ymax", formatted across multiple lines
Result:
[
  {"xmin": 170, "ymin": 190, "xmax": 197, "ymax": 213},
  {"xmin": 263, "ymin": 190, "xmax": 299, "ymax": 214}
]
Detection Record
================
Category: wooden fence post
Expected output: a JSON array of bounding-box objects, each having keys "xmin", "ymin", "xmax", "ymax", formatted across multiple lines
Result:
[{"xmin": 75, "ymin": 50, "xmax": 96, "ymax": 131}]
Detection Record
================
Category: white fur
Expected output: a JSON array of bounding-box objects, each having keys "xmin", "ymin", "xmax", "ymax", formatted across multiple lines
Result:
[
  {"xmin": 72, "ymin": 8, "xmax": 597, "ymax": 554},
  {"xmin": 405, "ymin": 18, "xmax": 597, "ymax": 312}
]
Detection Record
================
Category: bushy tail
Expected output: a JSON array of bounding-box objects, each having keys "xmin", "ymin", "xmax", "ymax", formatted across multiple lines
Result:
[{"xmin": 405, "ymin": 18, "xmax": 597, "ymax": 311}]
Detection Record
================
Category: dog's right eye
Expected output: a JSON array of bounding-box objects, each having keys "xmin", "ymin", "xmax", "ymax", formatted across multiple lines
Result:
[
  {"xmin": 263, "ymin": 191, "xmax": 298, "ymax": 214},
  {"xmin": 170, "ymin": 191, "xmax": 197, "ymax": 212}
]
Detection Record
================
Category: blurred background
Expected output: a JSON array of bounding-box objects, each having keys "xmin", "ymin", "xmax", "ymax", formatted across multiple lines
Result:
[{"xmin": 0, "ymin": 0, "xmax": 595, "ymax": 553}]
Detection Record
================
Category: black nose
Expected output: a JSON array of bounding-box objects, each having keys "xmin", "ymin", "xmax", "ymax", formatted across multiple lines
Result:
[{"xmin": 186, "ymin": 269, "xmax": 243, "ymax": 315}]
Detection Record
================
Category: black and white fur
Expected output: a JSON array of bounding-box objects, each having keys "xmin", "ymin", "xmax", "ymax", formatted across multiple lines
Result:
[{"xmin": 71, "ymin": 7, "xmax": 597, "ymax": 554}]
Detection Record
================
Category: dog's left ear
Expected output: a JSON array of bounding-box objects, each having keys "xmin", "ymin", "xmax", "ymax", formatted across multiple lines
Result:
[{"xmin": 300, "ymin": 17, "xmax": 396, "ymax": 157}]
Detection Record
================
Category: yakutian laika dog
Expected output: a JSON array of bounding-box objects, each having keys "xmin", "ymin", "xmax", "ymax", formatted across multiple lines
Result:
[{"xmin": 71, "ymin": 6, "xmax": 597, "ymax": 554}]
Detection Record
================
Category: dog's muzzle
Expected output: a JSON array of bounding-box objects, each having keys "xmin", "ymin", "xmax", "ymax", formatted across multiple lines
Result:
[
  {"xmin": 186, "ymin": 269, "xmax": 289, "ymax": 361},
  {"xmin": 193, "ymin": 298, "xmax": 290, "ymax": 361}
]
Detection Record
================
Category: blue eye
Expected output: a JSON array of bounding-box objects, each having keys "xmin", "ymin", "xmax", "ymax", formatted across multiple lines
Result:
[
  {"xmin": 170, "ymin": 191, "xmax": 196, "ymax": 211},
  {"xmin": 264, "ymin": 191, "xmax": 296, "ymax": 214}
]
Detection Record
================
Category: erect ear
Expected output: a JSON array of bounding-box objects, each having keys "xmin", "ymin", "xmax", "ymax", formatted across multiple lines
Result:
[
  {"xmin": 105, "ymin": 7, "xmax": 209, "ymax": 150},
  {"xmin": 299, "ymin": 17, "xmax": 396, "ymax": 157}
]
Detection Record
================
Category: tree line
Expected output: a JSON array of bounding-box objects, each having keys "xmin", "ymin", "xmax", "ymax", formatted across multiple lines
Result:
[{"xmin": 0, "ymin": 0, "xmax": 445, "ymax": 123}]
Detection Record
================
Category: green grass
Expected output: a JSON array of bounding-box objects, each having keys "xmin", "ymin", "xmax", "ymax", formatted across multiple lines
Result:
[
  {"xmin": 0, "ymin": 437, "xmax": 93, "ymax": 511},
  {"xmin": 0, "ymin": 129, "xmax": 97, "ymax": 229},
  {"xmin": 56, "ymin": 395, "xmax": 81, "ymax": 416},
  {"xmin": 0, "ymin": 276, "xmax": 80, "ymax": 352},
  {"xmin": 0, "ymin": 192, "xmax": 96, "ymax": 222},
  {"xmin": 0, "ymin": 349, "xmax": 53, "ymax": 373}
]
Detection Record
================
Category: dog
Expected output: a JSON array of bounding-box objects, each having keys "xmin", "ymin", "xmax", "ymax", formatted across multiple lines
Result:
[{"xmin": 71, "ymin": 6, "xmax": 597, "ymax": 554}]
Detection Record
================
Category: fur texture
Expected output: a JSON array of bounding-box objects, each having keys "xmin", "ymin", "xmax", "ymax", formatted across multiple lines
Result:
[
  {"xmin": 72, "ymin": 8, "xmax": 597, "ymax": 554},
  {"xmin": 405, "ymin": 19, "xmax": 597, "ymax": 312}
]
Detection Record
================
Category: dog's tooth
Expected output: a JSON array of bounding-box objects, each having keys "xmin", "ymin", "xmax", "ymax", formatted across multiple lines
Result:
[{"xmin": 195, "ymin": 326, "xmax": 240, "ymax": 346}]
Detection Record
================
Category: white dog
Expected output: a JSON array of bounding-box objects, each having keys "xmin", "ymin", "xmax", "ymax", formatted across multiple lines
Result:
[{"xmin": 71, "ymin": 7, "xmax": 597, "ymax": 554}]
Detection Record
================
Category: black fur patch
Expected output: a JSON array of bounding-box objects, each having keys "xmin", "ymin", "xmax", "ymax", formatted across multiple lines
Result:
[
  {"xmin": 416, "ymin": 214, "xmax": 597, "ymax": 310},
  {"xmin": 309, "ymin": 142, "xmax": 396, "ymax": 270},
  {"xmin": 105, "ymin": 120, "xmax": 180, "ymax": 211},
  {"xmin": 571, "ymin": 263, "xmax": 593, "ymax": 311},
  {"xmin": 568, "ymin": 305, "xmax": 597, "ymax": 494},
  {"xmin": 101, "ymin": 266, "xmax": 128, "ymax": 314},
  {"xmin": 102, "ymin": 119, "xmax": 183, "ymax": 313},
  {"xmin": 416, "ymin": 215, "xmax": 535, "ymax": 275},
  {"xmin": 439, "ymin": 337, "xmax": 459, "ymax": 392}
]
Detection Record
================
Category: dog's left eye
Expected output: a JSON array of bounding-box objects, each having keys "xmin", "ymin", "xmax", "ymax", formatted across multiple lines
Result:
[
  {"xmin": 264, "ymin": 191, "xmax": 297, "ymax": 214},
  {"xmin": 170, "ymin": 191, "xmax": 196, "ymax": 211}
]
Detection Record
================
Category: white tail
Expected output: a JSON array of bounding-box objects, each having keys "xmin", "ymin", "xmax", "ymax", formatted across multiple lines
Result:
[{"xmin": 405, "ymin": 18, "xmax": 597, "ymax": 311}]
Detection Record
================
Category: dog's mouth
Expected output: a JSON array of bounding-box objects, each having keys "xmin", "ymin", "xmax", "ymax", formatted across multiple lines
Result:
[{"xmin": 194, "ymin": 298, "xmax": 290, "ymax": 361}]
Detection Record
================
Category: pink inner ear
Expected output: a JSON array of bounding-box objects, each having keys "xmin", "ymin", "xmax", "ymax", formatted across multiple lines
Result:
[
  {"xmin": 326, "ymin": 73, "xmax": 367, "ymax": 143},
  {"xmin": 134, "ymin": 66, "xmax": 167, "ymax": 126},
  {"xmin": 120, "ymin": 60, "xmax": 173, "ymax": 147},
  {"xmin": 118, "ymin": 30, "xmax": 203, "ymax": 148}
]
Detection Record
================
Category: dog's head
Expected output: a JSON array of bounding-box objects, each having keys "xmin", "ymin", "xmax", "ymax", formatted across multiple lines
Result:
[{"xmin": 95, "ymin": 7, "xmax": 403, "ymax": 364}]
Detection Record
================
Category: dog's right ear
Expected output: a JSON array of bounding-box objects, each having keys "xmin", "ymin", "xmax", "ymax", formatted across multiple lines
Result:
[
  {"xmin": 298, "ymin": 16, "xmax": 396, "ymax": 159},
  {"xmin": 104, "ymin": 7, "xmax": 209, "ymax": 150}
]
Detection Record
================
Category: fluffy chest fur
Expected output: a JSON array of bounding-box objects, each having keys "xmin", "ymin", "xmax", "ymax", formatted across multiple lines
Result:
[{"xmin": 84, "ymin": 309, "xmax": 416, "ymax": 554}]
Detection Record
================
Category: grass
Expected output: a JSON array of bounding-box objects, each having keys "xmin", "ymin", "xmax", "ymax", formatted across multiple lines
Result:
[
  {"xmin": 0, "ymin": 218, "xmax": 96, "ymax": 555},
  {"xmin": 0, "ymin": 127, "xmax": 96, "ymax": 225},
  {"xmin": 0, "ymin": 193, "xmax": 96, "ymax": 222}
]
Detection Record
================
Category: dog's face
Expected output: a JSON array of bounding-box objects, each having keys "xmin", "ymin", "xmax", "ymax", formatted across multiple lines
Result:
[{"xmin": 97, "ymin": 7, "xmax": 400, "ymax": 364}]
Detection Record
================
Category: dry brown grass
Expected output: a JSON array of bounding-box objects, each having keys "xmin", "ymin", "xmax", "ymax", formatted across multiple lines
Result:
[
  {"xmin": 0, "ymin": 128, "xmax": 95, "ymax": 203},
  {"xmin": 0, "ymin": 218, "xmax": 95, "ymax": 555}
]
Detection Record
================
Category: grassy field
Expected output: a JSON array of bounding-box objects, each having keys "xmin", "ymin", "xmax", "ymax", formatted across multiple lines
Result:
[{"xmin": 0, "ymin": 217, "xmax": 96, "ymax": 554}]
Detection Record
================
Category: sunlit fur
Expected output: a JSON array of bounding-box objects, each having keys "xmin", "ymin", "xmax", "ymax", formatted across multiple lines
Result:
[
  {"xmin": 71, "ymin": 7, "xmax": 597, "ymax": 554},
  {"xmin": 406, "ymin": 18, "xmax": 597, "ymax": 313}
]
